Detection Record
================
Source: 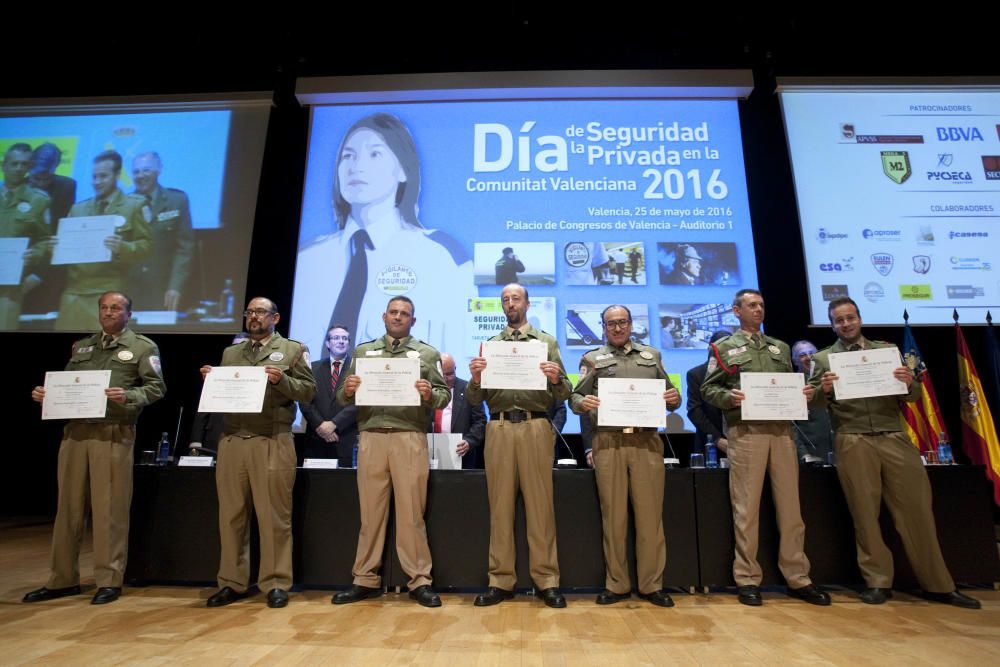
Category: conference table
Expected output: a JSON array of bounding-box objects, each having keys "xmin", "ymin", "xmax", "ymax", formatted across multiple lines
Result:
[{"xmin": 126, "ymin": 464, "xmax": 999, "ymax": 591}]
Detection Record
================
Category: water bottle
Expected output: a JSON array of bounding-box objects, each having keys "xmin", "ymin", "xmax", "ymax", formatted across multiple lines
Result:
[
  {"xmin": 352, "ymin": 444, "xmax": 359, "ymax": 469},
  {"xmin": 936, "ymin": 432, "xmax": 953, "ymax": 465},
  {"xmin": 218, "ymin": 278, "xmax": 235, "ymax": 319},
  {"xmin": 705, "ymin": 435, "xmax": 719, "ymax": 469},
  {"xmin": 155, "ymin": 432, "xmax": 172, "ymax": 466}
]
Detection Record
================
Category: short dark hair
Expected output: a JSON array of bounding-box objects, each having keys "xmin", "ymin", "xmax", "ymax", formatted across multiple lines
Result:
[
  {"xmin": 387, "ymin": 295, "xmax": 414, "ymax": 315},
  {"xmin": 333, "ymin": 113, "xmax": 421, "ymax": 230},
  {"xmin": 328, "ymin": 323, "xmax": 351, "ymax": 335},
  {"xmin": 100, "ymin": 290, "xmax": 132, "ymax": 312},
  {"xmin": 827, "ymin": 297, "xmax": 860, "ymax": 322},
  {"xmin": 247, "ymin": 296, "xmax": 278, "ymax": 314},
  {"xmin": 601, "ymin": 304, "xmax": 632, "ymax": 325},
  {"xmin": 93, "ymin": 149, "xmax": 123, "ymax": 173},
  {"xmin": 4, "ymin": 143, "xmax": 32, "ymax": 161},
  {"xmin": 733, "ymin": 288, "xmax": 762, "ymax": 308}
]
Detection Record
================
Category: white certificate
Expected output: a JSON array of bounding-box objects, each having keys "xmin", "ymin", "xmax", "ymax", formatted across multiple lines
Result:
[
  {"xmin": 740, "ymin": 372, "xmax": 808, "ymax": 421},
  {"xmin": 51, "ymin": 215, "xmax": 123, "ymax": 265},
  {"xmin": 355, "ymin": 357, "xmax": 421, "ymax": 406},
  {"xmin": 427, "ymin": 433, "xmax": 464, "ymax": 470},
  {"xmin": 480, "ymin": 340, "xmax": 547, "ymax": 390},
  {"xmin": 42, "ymin": 370, "xmax": 111, "ymax": 420},
  {"xmin": 0, "ymin": 237, "xmax": 29, "ymax": 285},
  {"xmin": 198, "ymin": 366, "xmax": 267, "ymax": 413},
  {"xmin": 597, "ymin": 377, "xmax": 666, "ymax": 428},
  {"xmin": 829, "ymin": 347, "xmax": 908, "ymax": 400}
]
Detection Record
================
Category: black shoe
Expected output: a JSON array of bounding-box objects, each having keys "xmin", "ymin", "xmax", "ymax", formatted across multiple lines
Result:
[
  {"xmin": 207, "ymin": 586, "xmax": 248, "ymax": 608},
  {"xmin": 266, "ymin": 588, "xmax": 289, "ymax": 608},
  {"xmin": 595, "ymin": 589, "xmax": 630, "ymax": 605},
  {"xmin": 22, "ymin": 585, "xmax": 81, "ymax": 603},
  {"xmin": 860, "ymin": 587, "xmax": 892, "ymax": 605},
  {"xmin": 408, "ymin": 585, "xmax": 441, "ymax": 608},
  {"xmin": 91, "ymin": 587, "xmax": 121, "ymax": 605},
  {"xmin": 737, "ymin": 585, "xmax": 762, "ymax": 606},
  {"xmin": 923, "ymin": 590, "xmax": 981, "ymax": 609},
  {"xmin": 788, "ymin": 584, "xmax": 831, "ymax": 606},
  {"xmin": 474, "ymin": 587, "xmax": 514, "ymax": 607},
  {"xmin": 638, "ymin": 590, "xmax": 675, "ymax": 608},
  {"xmin": 332, "ymin": 584, "xmax": 382, "ymax": 605},
  {"xmin": 537, "ymin": 587, "xmax": 566, "ymax": 608}
]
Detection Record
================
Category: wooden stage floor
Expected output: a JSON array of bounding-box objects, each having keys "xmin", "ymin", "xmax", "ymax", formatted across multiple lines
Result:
[{"xmin": 2, "ymin": 520, "xmax": 998, "ymax": 666}]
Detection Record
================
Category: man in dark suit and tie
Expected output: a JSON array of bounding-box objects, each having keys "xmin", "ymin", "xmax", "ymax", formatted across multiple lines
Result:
[
  {"xmin": 685, "ymin": 330, "xmax": 730, "ymax": 462},
  {"xmin": 301, "ymin": 324, "xmax": 358, "ymax": 465},
  {"xmin": 433, "ymin": 353, "xmax": 486, "ymax": 468}
]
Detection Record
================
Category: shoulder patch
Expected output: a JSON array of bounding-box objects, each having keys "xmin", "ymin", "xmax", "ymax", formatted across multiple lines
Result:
[{"xmin": 427, "ymin": 230, "xmax": 470, "ymax": 265}]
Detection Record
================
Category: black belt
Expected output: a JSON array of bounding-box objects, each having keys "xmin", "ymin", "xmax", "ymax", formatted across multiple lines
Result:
[{"xmin": 490, "ymin": 410, "xmax": 547, "ymax": 423}]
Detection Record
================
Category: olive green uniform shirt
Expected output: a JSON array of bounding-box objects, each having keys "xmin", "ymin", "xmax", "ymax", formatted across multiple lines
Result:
[
  {"xmin": 465, "ymin": 324, "xmax": 571, "ymax": 412},
  {"xmin": 810, "ymin": 337, "xmax": 920, "ymax": 433},
  {"xmin": 700, "ymin": 330, "xmax": 795, "ymax": 427},
  {"xmin": 220, "ymin": 333, "xmax": 316, "ymax": 437},
  {"xmin": 129, "ymin": 185, "xmax": 194, "ymax": 307},
  {"xmin": 338, "ymin": 335, "xmax": 450, "ymax": 432},
  {"xmin": 0, "ymin": 182, "xmax": 50, "ymax": 265},
  {"xmin": 65, "ymin": 328, "xmax": 166, "ymax": 423},
  {"xmin": 66, "ymin": 189, "xmax": 152, "ymax": 292},
  {"xmin": 570, "ymin": 341, "xmax": 676, "ymax": 431}
]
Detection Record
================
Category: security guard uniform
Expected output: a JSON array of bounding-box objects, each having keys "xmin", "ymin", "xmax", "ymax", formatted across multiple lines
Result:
[
  {"xmin": 571, "ymin": 342, "xmax": 674, "ymax": 595},
  {"xmin": 337, "ymin": 334, "xmax": 449, "ymax": 589},
  {"xmin": 0, "ymin": 183, "xmax": 50, "ymax": 328},
  {"xmin": 811, "ymin": 337, "xmax": 954, "ymax": 593},
  {"xmin": 466, "ymin": 324, "xmax": 571, "ymax": 591},
  {"xmin": 56, "ymin": 189, "xmax": 151, "ymax": 331},
  {"xmin": 215, "ymin": 333, "xmax": 315, "ymax": 594},
  {"xmin": 47, "ymin": 328, "xmax": 165, "ymax": 590},
  {"xmin": 701, "ymin": 330, "xmax": 813, "ymax": 588},
  {"xmin": 128, "ymin": 185, "xmax": 194, "ymax": 311}
]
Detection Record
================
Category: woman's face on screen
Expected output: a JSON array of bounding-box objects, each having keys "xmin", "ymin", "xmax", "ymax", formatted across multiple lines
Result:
[{"xmin": 338, "ymin": 128, "xmax": 407, "ymax": 207}]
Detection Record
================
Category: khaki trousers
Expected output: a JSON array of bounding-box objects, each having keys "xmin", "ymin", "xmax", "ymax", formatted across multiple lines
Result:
[
  {"xmin": 593, "ymin": 431, "xmax": 666, "ymax": 594},
  {"xmin": 216, "ymin": 433, "xmax": 296, "ymax": 592},
  {"xmin": 835, "ymin": 432, "xmax": 954, "ymax": 593},
  {"xmin": 48, "ymin": 422, "xmax": 135, "ymax": 589},
  {"xmin": 484, "ymin": 418, "xmax": 559, "ymax": 590},
  {"xmin": 727, "ymin": 423, "xmax": 812, "ymax": 588}
]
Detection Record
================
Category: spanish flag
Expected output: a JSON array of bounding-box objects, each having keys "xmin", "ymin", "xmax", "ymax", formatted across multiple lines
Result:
[
  {"xmin": 955, "ymin": 322, "xmax": 1000, "ymax": 506},
  {"xmin": 901, "ymin": 321, "xmax": 949, "ymax": 453}
]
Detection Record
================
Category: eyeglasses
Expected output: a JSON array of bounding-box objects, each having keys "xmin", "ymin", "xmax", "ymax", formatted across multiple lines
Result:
[
  {"xmin": 604, "ymin": 319, "xmax": 631, "ymax": 330},
  {"xmin": 243, "ymin": 308, "xmax": 274, "ymax": 318}
]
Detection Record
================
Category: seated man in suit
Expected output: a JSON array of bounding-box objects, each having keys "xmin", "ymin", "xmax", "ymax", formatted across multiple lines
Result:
[
  {"xmin": 301, "ymin": 324, "xmax": 358, "ymax": 466},
  {"xmin": 433, "ymin": 353, "xmax": 486, "ymax": 468}
]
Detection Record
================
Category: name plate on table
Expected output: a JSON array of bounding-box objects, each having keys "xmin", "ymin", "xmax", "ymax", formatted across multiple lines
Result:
[
  {"xmin": 178, "ymin": 456, "xmax": 214, "ymax": 467},
  {"xmin": 303, "ymin": 458, "xmax": 339, "ymax": 469}
]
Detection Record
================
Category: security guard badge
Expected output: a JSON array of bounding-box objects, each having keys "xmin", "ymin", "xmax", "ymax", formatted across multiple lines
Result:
[
  {"xmin": 117, "ymin": 350, "xmax": 134, "ymax": 361},
  {"xmin": 269, "ymin": 352, "xmax": 284, "ymax": 362},
  {"xmin": 17, "ymin": 201, "xmax": 30, "ymax": 213},
  {"xmin": 768, "ymin": 345, "xmax": 781, "ymax": 355},
  {"xmin": 639, "ymin": 351, "xmax": 653, "ymax": 359},
  {"xmin": 406, "ymin": 350, "xmax": 420, "ymax": 358}
]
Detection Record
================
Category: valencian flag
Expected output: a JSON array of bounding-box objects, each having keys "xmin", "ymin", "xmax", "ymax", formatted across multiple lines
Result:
[
  {"xmin": 955, "ymin": 315, "xmax": 1000, "ymax": 506},
  {"xmin": 900, "ymin": 314, "xmax": 949, "ymax": 453}
]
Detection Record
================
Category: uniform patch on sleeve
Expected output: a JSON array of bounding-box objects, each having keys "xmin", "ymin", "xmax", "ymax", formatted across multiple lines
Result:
[
  {"xmin": 150, "ymin": 355, "xmax": 162, "ymax": 375},
  {"xmin": 706, "ymin": 357, "xmax": 718, "ymax": 374}
]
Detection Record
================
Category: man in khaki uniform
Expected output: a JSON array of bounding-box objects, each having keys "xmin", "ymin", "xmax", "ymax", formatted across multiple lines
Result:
[
  {"xmin": 811, "ymin": 296, "xmax": 979, "ymax": 609},
  {"xmin": 701, "ymin": 289, "xmax": 829, "ymax": 607},
  {"xmin": 202, "ymin": 297, "xmax": 316, "ymax": 609},
  {"xmin": 467, "ymin": 283, "xmax": 572, "ymax": 608},
  {"xmin": 571, "ymin": 305, "xmax": 680, "ymax": 607},
  {"xmin": 333, "ymin": 296, "xmax": 449, "ymax": 608},
  {"xmin": 56, "ymin": 150, "xmax": 152, "ymax": 331},
  {"xmin": 0, "ymin": 143, "xmax": 51, "ymax": 329},
  {"xmin": 24, "ymin": 291, "xmax": 165, "ymax": 605}
]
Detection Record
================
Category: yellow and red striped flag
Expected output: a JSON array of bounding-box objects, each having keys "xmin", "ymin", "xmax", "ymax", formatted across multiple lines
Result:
[
  {"xmin": 901, "ymin": 320, "xmax": 949, "ymax": 452},
  {"xmin": 955, "ymin": 321, "xmax": 1000, "ymax": 505}
]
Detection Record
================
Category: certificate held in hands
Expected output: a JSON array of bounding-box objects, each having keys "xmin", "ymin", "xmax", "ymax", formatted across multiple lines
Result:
[
  {"xmin": 199, "ymin": 366, "xmax": 267, "ymax": 413},
  {"xmin": 355, "ymin": 357, "xmax": 421, "ymax": 406},
  {"xmin": 740, "ymin": 372, "xmax": 808, "ymax": 421},
  {"xmin": 828, "ymin": 347, "xmax": 908, "ymax": 400},
  {"xmin": 480, "ymin": 340, "xmax": 547, "ymax": 390},
  {"xmin": 42, "ymin": 370, "xmax": 112, "ymax": 420},
  {"xmin": 597, "ymin": 378, "xmax": 666, "ymax": 428}
]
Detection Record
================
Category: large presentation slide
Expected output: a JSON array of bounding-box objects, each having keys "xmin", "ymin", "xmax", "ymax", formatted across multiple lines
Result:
[
  {"xmin": 291, "ymin": 77, "xmax": 757, "ymax": 433},
  {"xmin": 0, "ymin": 97, "xmax": 271, "ymax": 333},
  {"xmin": 780, "ymin": 85, "xmax": 1000, "ymax": 325}
]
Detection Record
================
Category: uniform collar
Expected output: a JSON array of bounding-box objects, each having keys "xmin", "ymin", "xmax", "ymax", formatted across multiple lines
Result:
[{"xmin": 502, "ymin": 324, "xmax": 534, "ymax": 340}]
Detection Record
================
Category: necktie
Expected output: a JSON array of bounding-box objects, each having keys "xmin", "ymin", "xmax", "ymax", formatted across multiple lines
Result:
[
  {"xmin": 751, "ymin": 333, "xmax": 762, "ymax": 347},
  {"xmin": 251, "ymin": 342, "xmax": 261, "ymax": 357},
  {"xmin": 848, "ymin": 344, "xmax": 861, "ymax": 352},
  {"xmin": 97, "ymin": 199, "xmax": 108, "ymax": 214},
  {"xmin": 329, "ymin": 229, "xmax": 373, "ymax": 344},
  {"xmin": 102, "ymin": 334, "xmax": 113, "ymax": 349},
  {"xmin": 331, "ymin": 360, "xmax": 341, "ymax": 390},
  {"xmin": 511, "ymin": 329, "xmax": 521, "ymax": 341},
  {"xmin": 391, "ymin": 338, "xmax": 400, "ymax": 351}
]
